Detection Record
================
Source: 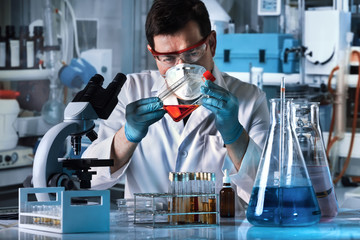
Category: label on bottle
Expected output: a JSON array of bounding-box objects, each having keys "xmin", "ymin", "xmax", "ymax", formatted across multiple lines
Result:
[
  {"xmin": 10, "ymin": 40, "xmax": 20, "ymax": 67},
  {"xmin": 26, "ymin": 41, "xmax": 34, "ymax": 68},
  {"xmin": 0, "ymin": 42, "xmax": 5, "ymax": 67}
]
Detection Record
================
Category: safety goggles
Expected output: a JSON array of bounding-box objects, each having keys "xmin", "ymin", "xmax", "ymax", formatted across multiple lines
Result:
[{"xmin": 148, "ymin": 36, "xmax": 209, "ymax": 67}]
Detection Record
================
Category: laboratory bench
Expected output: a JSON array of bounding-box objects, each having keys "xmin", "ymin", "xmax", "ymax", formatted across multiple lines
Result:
[{"xmin": 0, "ymin": 208, "xmax": 360, "ymax": 240}]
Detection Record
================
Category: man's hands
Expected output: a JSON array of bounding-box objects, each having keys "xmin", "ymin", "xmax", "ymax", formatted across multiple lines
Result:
[
  {"xmin": 201, "ymin": 80, "xmax": 244, "ymax": 144},
  {"xmin": 125, "ymin": 97, "xmax": 166, "ymax": 143}
]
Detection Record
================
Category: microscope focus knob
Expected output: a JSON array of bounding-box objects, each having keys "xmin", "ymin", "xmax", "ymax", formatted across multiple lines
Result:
[
  {"xmin": 86, "ymin": 130, "xmax": 98, "ymax": 142},
  {"xmin": 48, "ymin": 173, "xmax": 76, "ymax": 190}
]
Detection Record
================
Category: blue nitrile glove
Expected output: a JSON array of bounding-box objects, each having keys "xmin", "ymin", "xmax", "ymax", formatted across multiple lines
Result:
[
  {"xmin": 125, "ymin": 97, "xmax": 166, "ymax": 143},
  {"xmin": 200, "ymin": 80, "xmax": 244, "ymax": 144}
]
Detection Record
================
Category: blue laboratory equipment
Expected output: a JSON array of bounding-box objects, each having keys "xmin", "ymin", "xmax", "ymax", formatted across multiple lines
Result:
[{"xmin": 246, "ymin": 81, "xmax": 321, "ymax": 226}]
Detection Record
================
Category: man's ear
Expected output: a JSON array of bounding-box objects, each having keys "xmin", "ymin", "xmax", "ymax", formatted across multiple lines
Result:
[{"xmin": 209, "ymin": 30, "xmax": 217, "ymax": 57}]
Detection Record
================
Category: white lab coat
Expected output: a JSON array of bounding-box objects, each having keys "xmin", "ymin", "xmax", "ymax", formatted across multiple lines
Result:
[{"xmin": 82, "ymin": 65, "xmax": 270, "ymax": 210}]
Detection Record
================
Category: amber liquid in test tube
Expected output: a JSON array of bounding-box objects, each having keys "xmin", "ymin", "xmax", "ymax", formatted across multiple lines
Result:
[
  {"xmin": 174, "ymin": 173, "xmax": 181, "ymax": 224},
  {"xmin": 195, "ymin": 172, "xmax": 201, "ymax": 222},
  {"xmin": 177, "ymin": 173, "xmax": 186, "ymax": 224},
  {"xmin": 189, "ymin": 172, "xmax": 198, "ymax": 223},
  {"xmin": 183, "ymin": 173, "xmax": 191, "ymax": 223},
  {"xmin": 201, "ymin": 173, "xmax": 209, "ymax": 224},
  {"xmin": 168, "ymin": 172, "xmax": 177, "ymax": 224},
  {"xmin": 208, "ymin": 172, "xmax": 217, "ymax": 224}
]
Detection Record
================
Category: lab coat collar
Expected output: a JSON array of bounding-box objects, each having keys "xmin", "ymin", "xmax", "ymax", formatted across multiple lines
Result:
[
  {"xmin": 211, "ymin": 64, "xmax": 229, "ymax": 91},
  {"xmin": 150, "ymin": 71, "xmax": 165, "ymax": 96}
]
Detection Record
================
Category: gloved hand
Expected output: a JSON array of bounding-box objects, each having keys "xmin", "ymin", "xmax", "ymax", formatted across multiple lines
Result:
[
  {"xmin": 125, "ymin": 97, "xmax": 166, "ymax": 143},
  {"xmin": 200, "ymin": 80, "xmax": 244, "ymax": 144}
]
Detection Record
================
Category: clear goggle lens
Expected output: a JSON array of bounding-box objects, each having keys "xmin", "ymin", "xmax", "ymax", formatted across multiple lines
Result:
[{"xmin": 155, "ymin": 43, "xmax": 207, "ymax": 67}]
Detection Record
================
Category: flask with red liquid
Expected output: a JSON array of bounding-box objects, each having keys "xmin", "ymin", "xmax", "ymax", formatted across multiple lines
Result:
[{"xmin": 160, "ymin": 70, "xmax": 215, "ymax": 122}]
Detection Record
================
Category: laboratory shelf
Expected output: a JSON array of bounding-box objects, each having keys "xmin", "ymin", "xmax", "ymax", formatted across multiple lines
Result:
[{"xmin": 0, "ymin": 69, "xmax": 51, "ymax": 81}]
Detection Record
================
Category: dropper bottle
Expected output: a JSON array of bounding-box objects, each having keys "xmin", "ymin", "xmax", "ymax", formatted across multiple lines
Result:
[{"xmin": 220, "ymin": 169, "xmax": 235, "ymax": 217}]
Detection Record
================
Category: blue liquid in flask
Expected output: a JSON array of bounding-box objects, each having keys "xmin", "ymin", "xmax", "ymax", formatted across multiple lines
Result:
[{"xmin": 247, "ymin": 186, "xmax": 321, "ymax": 226}]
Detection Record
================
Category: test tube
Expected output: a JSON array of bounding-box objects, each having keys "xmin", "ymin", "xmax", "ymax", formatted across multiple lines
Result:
[
  {"xmin": 208, "ymin": 172, "xmax": 216, "ymax": 224},
  {"xmin": 195, "ymin": 172, "xmax": 202, "ymax": 223},
  {"xmin": 177, "ymin": 173, "xmax": 185, "ymax": 224},
  {"xmin": 168, "ymin": 172, "xmax": 176, "ymax": 223},
  {"xmin": 183, "ymin": 172, "xmax": 191, "ymax": 223},
  {"xmin": 201, "ymin": 172, "xmax": 209, "ymax": 224},
  {"xmin": 189, "ymin": 172, "xmax": 198, "ymax": 223},
  {"xmin": 173, "ymin": 172, "xmax": 180, "ymax": 224}
]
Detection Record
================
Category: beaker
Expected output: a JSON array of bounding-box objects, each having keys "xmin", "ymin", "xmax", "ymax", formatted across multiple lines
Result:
[
  {"xmin": 246, "ymin": 98, "xmax": 321, "ymax": 227},
  {"xmin": 292, "ymin": 101, "xmax": 338, "ymax": 219},
  {"xmin": 158, "ymin": 66, "xmax": 215, "ymax": 122}
]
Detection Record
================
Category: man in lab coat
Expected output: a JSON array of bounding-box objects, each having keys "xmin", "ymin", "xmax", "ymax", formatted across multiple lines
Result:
[{"xmin": 83, "ymin": 0, "xmax": 270, "ymax": 211}]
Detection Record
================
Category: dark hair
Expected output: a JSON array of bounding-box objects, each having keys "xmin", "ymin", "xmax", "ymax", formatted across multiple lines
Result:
[{"xmin": 145, "ymin": 0, "xmax": 211, "ymax": 50}]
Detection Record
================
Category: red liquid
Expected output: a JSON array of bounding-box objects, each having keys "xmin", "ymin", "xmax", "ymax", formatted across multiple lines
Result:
[{"xmin": 163, "ymin": 105, "xmax": 200, "ymax": 122}]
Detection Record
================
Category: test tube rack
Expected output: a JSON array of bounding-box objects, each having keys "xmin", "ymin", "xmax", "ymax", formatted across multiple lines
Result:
[
  {"xmin": 18, "ymin": 187, "xmax": 110, "ymax": 233},
  {"xmin": 134, "ymin": 193, "xmax": 219, "ymax": 228}
]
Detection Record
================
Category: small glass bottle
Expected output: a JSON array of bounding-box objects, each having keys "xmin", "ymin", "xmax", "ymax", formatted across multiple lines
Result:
[
  {"xmin": 0, "ymin": 26, "xmax": 5, "ymax": 68},
  {"xmin": 33, "ymin": 26, "xmax": 44, "ymax": 69},
  {"xmin": 228, "ymin": 19, "xmax": 235, "ymax": 34},
  {"xmin": 5, "ymin": 25, "xmax": 19, "ymax": 69},
  {"xmin": 19, "ymin": 26, "xmax": 34, "ymax": 69},
  {"xmin": 220, "ymin": 169, "xmax": 235, "ymax": 217}
]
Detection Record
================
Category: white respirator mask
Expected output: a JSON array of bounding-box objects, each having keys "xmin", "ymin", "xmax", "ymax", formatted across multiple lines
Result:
[{"xmin": 163, "ymin": 63, "xmax": 206, "ymax": 101}]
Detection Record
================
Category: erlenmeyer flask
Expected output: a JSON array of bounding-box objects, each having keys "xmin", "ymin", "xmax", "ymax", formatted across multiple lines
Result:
[
  {"xmin": 292, "ymin": 101, "xmax": 338, "ymax": 219},
  {"xmin": 247, "ymin": 98, "xmax": 321, "ymax": 226}
]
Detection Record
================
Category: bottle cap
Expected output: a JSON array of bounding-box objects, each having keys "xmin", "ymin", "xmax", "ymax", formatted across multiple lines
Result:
[
  {"xmin": 202, "ymin": 70, "xmax": 215, "ymax": 82},
  {"xmin": 223, "ymin": 169, "xmax": 231, "ymax": 184}
]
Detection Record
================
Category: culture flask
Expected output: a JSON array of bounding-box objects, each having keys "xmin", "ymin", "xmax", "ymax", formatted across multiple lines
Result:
[
  {"xmin": 246, "ymin": 99, "xmax": 321, "ymax": 226},
  {"xmin": 292, "ymin": 101, "xmax": 338, "ymax": 219},
  {"xmin": 158, "ymin": 64, "xmax": 215, "ymax": 122}
]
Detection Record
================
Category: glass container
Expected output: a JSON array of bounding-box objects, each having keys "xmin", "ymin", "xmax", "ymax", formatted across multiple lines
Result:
[
  {"xmin": 158, "ymin": 68, "xmax": 215, "ymax": 122},
  {"xmin": 246, "ymin": 98, "xmax": 321, "ymax": 227},
  {"xmin": 292, "ymin": 101, "xmax": 338, "ymax": 219}
]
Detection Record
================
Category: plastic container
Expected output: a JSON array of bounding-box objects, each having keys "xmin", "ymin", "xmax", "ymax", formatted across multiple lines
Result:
[
  {"xmin": 0, "ymin": 90, "xmax": 20, "ymax": 151},
  {"xmin": 19, "ymin": 187, "xmax": 110, "ymax": 233}
]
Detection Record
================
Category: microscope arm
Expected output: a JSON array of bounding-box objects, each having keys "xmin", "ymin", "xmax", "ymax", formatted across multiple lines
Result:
[{"xmin": 33, "ymin": 121, "xmax": 79, "ymax": 201}]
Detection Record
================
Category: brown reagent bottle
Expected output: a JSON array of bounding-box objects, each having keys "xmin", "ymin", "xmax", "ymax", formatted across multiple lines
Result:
[{"xmin": 220, "ymin": 169, "xmax": 235, "ymax": 217}]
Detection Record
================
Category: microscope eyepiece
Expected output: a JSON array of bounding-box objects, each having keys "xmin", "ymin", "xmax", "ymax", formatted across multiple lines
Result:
[{"xmin": 88, "ymin": 74, "xmax": 104, "ymax": 85}]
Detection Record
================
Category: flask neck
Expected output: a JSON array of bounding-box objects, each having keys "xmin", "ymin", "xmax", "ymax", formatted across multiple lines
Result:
[{"xmin": 270, "ymin": 99, "xmax": 292, "ymax": 127}]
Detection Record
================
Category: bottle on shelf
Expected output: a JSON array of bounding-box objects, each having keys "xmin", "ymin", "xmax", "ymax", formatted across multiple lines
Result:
[
  {"xmin": 220, "ymin": 169, "xmax": 235, "ymax": 218},
  {"xmin": 19, "ymin": 25, "xmax": 34, "ymax": 69},
  {"xmin": 5, "ymin": 25, "xmax": 19, "ymax": 69},
  {"xmin": 0, "ymin": 26, "xmax": 5, "ymax": 68},
  {"xmin": 33, "ymin": 26, "xmax": 44, "ymax": 69}
]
